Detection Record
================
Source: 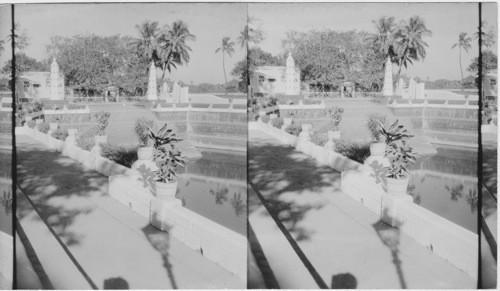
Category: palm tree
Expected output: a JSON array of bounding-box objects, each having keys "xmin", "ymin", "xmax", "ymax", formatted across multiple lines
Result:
[
  {"xmin": 237, "ymin": 18, "xmax": 264, "ymax": 49},
  {"xmin": 8, "ymin": 23, "xmax": 29, "ymax": 52},
  {"xmin": 394, "ymin": 16, "xmax": 432, "ymax": 80},
  {"xmin": 370, "ymin": 16, "xmax": 397, "ymax": 58},
  {"xmin": 156, "ymin": 20, "xmax": 196, "ymax": 88},
  {"xmin": 132, "ymin": 21, "xmax": 160, "ymax": 62},
  {"xmin": 474, "ymin": 20, "xmax": 495, "ymax": 48},
  {"xmin": 215, "ymin": 36, "xmax": 235, "ymax": 92},
  {"xmin": 452, "ymin": 32, "xmax": 472, "ymax": 92}
]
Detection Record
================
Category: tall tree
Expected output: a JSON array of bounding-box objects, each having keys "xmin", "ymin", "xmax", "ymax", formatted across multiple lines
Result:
[
  {"xmin": 369, "ymin": 17, "xmax": 397, "ymax": 60},
  {"xmin": 156, "ymin": 20, "xmax": 196, "ymax": 91},
  {"xmin": 394, "ymin": 16, "xmax": 432, "ymax": 80},
  {"xmin": 215, "ymin": 36, "xmax": 235, "ymax": 92},
  {"xmin": 132, "ymin": 21, "xmax": 160, "ymax": 62},
  {"xmin": 452, "ymin": 32, "xmax": 472, "ymax": 91},
  {"xmin": 237, "ymin": 18, "xmax": 264, "ymax": 49},
  {"xmin": 8, "ymin": 23, "xmax": 29, "ymax": 52},
  {"xmin": 231, "ymin": 47, "xmax": 282, "ymax": 92},
  {"xmin": 474, "ymin": 20, "xmax": 496, "ymax": 48}
]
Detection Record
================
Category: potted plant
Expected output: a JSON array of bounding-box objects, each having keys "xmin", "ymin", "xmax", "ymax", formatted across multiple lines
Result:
[
  {"xmin": 326, "ymin": 106, "xmax": 344, "ymax": 140},
  {"xmin": 149, "ymin": 124, "xmax": 186, "ymax": 201},
  {"xmin": 385, "ymin": 143, "xmax": 418, "ymax": 195},
  {"xmin": 323, "ymin": 106, "xmax": 344, "ymax": 151},
  {"xmin": 366, "ymin": 113, "xmax": 387, "ymax": 158},
  {"xmin": 283, "ymin": 112, "xmax": 294, "ymax": 128},
  {"xmin": 92, "ymin": 111, "xmax": 110, "ymax": 154},
  {"xmin": 48, "ymin": 117, "xmax": 59, "ymax": 136},
  {"xmin": 132, "ymin": 118, "xmax": 157, "ymax": 172},
  {"xmin": 66, "ymin": 128, "xmax": 78, "ymax": 145}
]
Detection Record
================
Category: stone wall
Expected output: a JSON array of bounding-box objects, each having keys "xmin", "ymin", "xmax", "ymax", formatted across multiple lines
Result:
[{"xmin": 152, "ymin": 105, "xmax": 246, "ymax": 151}]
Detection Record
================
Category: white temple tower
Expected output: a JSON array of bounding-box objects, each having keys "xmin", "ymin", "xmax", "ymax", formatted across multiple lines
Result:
[
  {"xmin": 50, "ymin": 58, "xmax": 64, "ymax": 100},
  {"xmin": 147, "ymin": 61, "xmax": 157, "ymax": 100},
  {"xmin": 382, "ymin": 57, "xmax": 393, "ymax": 96},
  {"xmin": 286, "ymin": 53, "xmax": 298, "ymax": 96}
]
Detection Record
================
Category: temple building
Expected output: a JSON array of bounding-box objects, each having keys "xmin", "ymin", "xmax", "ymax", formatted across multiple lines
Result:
[
  {"xmin": 15, "ymin": 58, "xmax": 65, "ymax": 100},
  {"xmin": 250, "ymin": 53, "xmax": 300, "ymax": 96}
]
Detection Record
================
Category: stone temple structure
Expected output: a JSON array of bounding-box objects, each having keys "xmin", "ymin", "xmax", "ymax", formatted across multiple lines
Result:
[
  {"xmin": 250, "ymin": 52, "xmax": 300, "ymax": 96},
  {"xmin": 49, "ymin": 58, "xmax": 65, "ymax": 100},
  {"xmin": 147, "ymin": 61, "xmax": 157, "ymax": 101},
  {"xmin": 382, "ymin": 57, "xmax": 393, "ymax": 96}
]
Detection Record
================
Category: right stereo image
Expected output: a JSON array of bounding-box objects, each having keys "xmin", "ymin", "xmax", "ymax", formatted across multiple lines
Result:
[{"xmin": 247, "ymin": 2, "xmax": 497, "ymax": 289}]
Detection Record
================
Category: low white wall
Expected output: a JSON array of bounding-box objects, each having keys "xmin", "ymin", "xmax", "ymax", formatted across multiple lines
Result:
[
  {"xmin": 0, "ymin": 231, "xmax": 13, "ymax": 289},
  {"xmin": 341, "ymin": 168, "xmax": 478, "ymax": 279},
  {"xmin": 109, "ymin": 174, "xmax": 246, "ymax": 280},
  {"xmin": 249, "ymin": 121, "xmax": 363, "ymax": 172},
  {"xmin": 16, "ymin": 127, "xmax": 246, "ymax": 280},
  {"xmin": 481, "ymin": 124, "xmax": 498, "ymax": 134},
  {"xmin": 251, "ymin": 122, "xmax": 478, "ymax": 279}
]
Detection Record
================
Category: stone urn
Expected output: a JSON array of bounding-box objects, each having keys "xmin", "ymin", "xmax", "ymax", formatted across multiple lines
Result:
[
  {"xmin": 48, "ymin": 123, "xmax": 59, "ymax": 136},
  {"xmin": 324, "ymin": 130, "xmax": 341, "ymax": 151},
  {"xmin": 65, "ymin": 128, "xmax": 78, "ymax": 145},
  {"xmin": 283, "ymin": 117, "xmax": 293, "ymax": 126},
  {"xmin": 91, "ymin": 135, "xmax": 108, "ymax": 155},
  {"xmin": 155, "ymin": 180, "xmax": 178, "ymax": 201},
  {"xmin": 270, "ymin": 113, "xmax": 278, "ymax": 119},
  {"xmin": 35, "ymin": 119, "xmax": 43, "ymax": 125},
  {"xmin": 386, "ymin": 177, "xmax": 410, "ymax": 196},
  {"xmin": 132, "ymin": 146, "xmax": 158, "ymax": 174},
  {"xmin": 364, "ymin": 142, "xmax": 390, "ymax": 168},
  {"xmin": 298, "ymin": 124, "xmax": 312, "ymax": 142}
]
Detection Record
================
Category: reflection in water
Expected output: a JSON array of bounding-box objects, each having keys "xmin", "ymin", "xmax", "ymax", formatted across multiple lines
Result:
[
  {"xmin": 409, "ymin": 147, "xmax": 477, "ymax": 233},
  {"xmin": 1, "ymin": 191, "xmax": 12, "ymax": 214},
  {"xmin": 177, "ymin": 150, "xmax": 246, "ymax": 235}
]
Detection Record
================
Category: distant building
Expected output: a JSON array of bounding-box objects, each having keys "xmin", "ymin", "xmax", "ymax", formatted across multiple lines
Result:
[
  {"xmin": 15, "ymin": 58, "xmax": 65, "ymax": 100},
  {"xmin": 483, "ymin": 70, "xmax": 497, "ymax": 98},
  {"xmin": 250, "ymin": 53, "xmax": 300, "ymax": 96}
]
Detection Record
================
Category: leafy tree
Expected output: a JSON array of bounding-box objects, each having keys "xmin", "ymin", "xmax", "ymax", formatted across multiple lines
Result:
[
  {"xmin": 2, "ymin": 52, "xmax": 48, "ymax": 76},
  {"xmin": 46, "ymin": 34, "xmax": 148, "ymax": 96},
  {"xmin": 8, "ymin": 23, "xmax": 29, "ymax": 52},
  {"xmin": 393, "ymin": 16, "xmax": 432, "ymax": 80},
  {"xmin": 467, "ymin": 50, "xmax": 497, "ymax": 73},
  {"xmin": 452, "ymin": 32, "xmax": 472, "ymax": 91},
  {"xmin": 474, "ymin": 20, "xmax": 496, "ymax": 48},
  {"xmin": 133, "ymin": 20, "xmax": 195, "ymax": 94},
  {"xmin": 282, "ymin": 29, "xmax": 385, "ymax": 91},
  {"xmin": 215, "ymin": 36, "xmax": 235, "ymax": 92},
  {"xmin": 231, "ymin": 47, "xmax": 283, "ymax": 92}
]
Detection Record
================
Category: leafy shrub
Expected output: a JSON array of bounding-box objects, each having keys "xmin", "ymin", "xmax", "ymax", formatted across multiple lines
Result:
[
  {"xmin": 379, "ymin": 119, "xmax": 414, "ymax": 148},
  {"xmin": 94, "ymin": 111, "xmax": 110, "ymax": 136},
  {"xmin": 386, "ymin": 143, "xmax": 418, "ymax": 179},
  {"xmin": 27, "ymin": 120, "xmax": 36, "ymax": 129},
  {"xmin": 135, "ymin": 118, "xmax": 155, "ymax": 147},
  {"xmin": 149, "ymin": 123, "xmax": 186, "ymax": 183},
  {"xmin": 367, "ymin": 113, "xmax": 387, "ymax": 142},
  {"xmin": 327, "ymin": 106, "xmax": 344, "ymax": 131},
  {"xmin": 310, "ymin": 131, "xmax": 328, "ymax": 146},
  {"xmin": 51, "ymin": 128, "xmax": 68, "ymax": 141},
  {"xmin": 76, "ymin": 138, "xmax": 95, "ymax": 151},
  {"xmin": 100, "ymin": 144, "xmax": 138, "ymax": 168},
  {"xmin": 270, "ymin": 117, "xmax": 284, "ymax": 129},
  {"xmin": 37, "ymin": 122, "xmax": 50, "ymax": 134},
  {"xmin": 285, "ymin": 124, "xmax": 302, "ymax": 136},
  {"xmin": 336, "ymin": 141, "xmax": 371, "ymax": 164},
  {"xmin": 261, "ymin": 115, "xmax": 270, "ymax": 123}
]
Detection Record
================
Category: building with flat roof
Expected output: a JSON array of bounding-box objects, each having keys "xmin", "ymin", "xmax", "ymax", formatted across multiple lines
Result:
[{"xmin": 250, "ymin": 53, "xmax": 300, "ymax": 96}]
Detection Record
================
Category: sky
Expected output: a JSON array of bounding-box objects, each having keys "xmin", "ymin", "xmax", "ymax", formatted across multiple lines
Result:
[
  {"xmin": 250, "ymin": 2, "xmax": 498, "ymax": 81},
  {"xmin": 10, "ymin": 3, "xmax": 247, "ymax": 85},
  {"xmin": 1, "ymin": 2, "xmax": 498, "ymax": 83},
  {"xmin": 0, "ymin": 5, "xmax": 12, "ymax": 73}
]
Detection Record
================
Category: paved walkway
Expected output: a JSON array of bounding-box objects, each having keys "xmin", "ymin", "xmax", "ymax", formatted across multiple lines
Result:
[
  {"xmin": 248, "ymin": 129, "xmax": 476, "ymax": 289},
  {"xmin": 16, "ymin": 135, "xmax": 243, "ymax": 289}
]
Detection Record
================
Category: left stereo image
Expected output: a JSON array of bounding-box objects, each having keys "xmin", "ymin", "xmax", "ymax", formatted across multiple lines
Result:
[{"xmin": 1, "ymin": 3, "xmax": 248, "ymax": 289}]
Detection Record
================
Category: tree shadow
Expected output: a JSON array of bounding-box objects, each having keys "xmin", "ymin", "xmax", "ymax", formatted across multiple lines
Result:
[
  {"xmin": 135, "ymin": 163, "xmax": 156, "ymax": 196},
  {"xmin": 249, "ymin": 140, "xmax": 341, "ymax": 242},
  {"xmin": 372, "ymin": 216, "xmax": 407, "ymax": 289},
  {"xmin": 141, "ymin": 224, "xmax": 177, "ymax": 289},
  {"xmin": 16, "ymin": 136, "xmax": 108, "ymax": 246},
  {"xmin": 331, "ymin": 272, "xmax": 357, "ymax": 289},
  {"xmin": 103, "ymin": 277, "xmax": 129, "ymax": 289}
]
